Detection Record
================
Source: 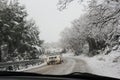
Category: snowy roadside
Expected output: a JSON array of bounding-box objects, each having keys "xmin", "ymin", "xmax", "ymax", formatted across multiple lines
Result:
[
  {"xmin": 73, "ymin": 51, "xmax": 120, "ymax": 79},
  {"xmin": 62, "ymin": 52, "xmax": 74, "ymax": 57},
  {"xmin": 17, "ymin": 63, "xmax": 46, "ymax": 71}
]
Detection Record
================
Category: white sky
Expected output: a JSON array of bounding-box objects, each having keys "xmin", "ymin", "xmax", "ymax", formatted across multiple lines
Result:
[{"xmin": 19, "ymin": 0, "xmax": 85, "ymax": 43}]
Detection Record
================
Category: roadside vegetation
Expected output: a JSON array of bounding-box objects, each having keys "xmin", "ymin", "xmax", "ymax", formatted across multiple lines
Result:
[
  {"xmin": 58, "ymin": 0, "xmax": 120, "ymax": 56},
  {"xmin": 0, "ymin": 0, "xmax": 44, "ymax": 62}
]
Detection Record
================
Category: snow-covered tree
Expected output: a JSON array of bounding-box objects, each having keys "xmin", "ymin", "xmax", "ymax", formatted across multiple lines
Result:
[
  {"xmin": 60, "ymin": 0, "xmax": 120, "ymax": 56},
  {"xmin": 0, "ymin": 0, "xmax": 43, "ymax": 62}
]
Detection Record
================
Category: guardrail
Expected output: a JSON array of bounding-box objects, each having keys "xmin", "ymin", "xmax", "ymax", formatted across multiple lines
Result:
[
  {"xmin": 0, "ymin": 59, "xmax": 43, "ymax": 67},
  {"xmin": 0, "ymin": 58, "xmax": 44, "ymax": 71}
]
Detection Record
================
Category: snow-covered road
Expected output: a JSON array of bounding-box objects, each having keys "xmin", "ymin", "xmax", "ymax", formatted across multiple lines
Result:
[
  {"xmin": 24, "ymin": 57, "xmax": 90, "ymax": 75},
  {"xmin": 23, "ymin": 53, "xmax": 120, "ymax": 79}
]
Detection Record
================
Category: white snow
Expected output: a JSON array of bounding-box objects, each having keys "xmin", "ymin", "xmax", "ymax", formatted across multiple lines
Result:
[
  {"xmin": 74, "ymin": 51, "xmax": 120, "ymax": 79},
  {"xmin": 62, "ymin": 52, "xmax": 74, "ymax": 57},
  {"xmin": 17, "ymin": 63, "xmax": 46, "ymax": 71}
]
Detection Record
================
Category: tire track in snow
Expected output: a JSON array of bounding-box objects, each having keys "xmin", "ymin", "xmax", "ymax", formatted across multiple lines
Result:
[{"xmin": 72, "ymin": 58, "xmax": 90, "ymax": 73}]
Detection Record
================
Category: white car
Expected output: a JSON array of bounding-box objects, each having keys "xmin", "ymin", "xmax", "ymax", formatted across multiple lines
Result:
[{"xmin": 46, "ymin": 55, "xmax": 63, "ymax": 65}]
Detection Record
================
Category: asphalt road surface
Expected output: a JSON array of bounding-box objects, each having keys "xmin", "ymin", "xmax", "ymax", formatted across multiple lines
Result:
[{"xmin": 25, "ymin": 57, "xmax": 91, "ymax": 75}]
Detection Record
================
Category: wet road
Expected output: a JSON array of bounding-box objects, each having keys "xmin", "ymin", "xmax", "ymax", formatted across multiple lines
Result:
[{"xmin": 25, "ymin": 57, "xmax": 90, "ymax": 75}]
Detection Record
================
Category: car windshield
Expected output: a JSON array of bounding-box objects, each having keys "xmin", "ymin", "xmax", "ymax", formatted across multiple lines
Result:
[
  {"xmin": 49, "ymin": 57, "xmax": 56, "ymax": 59},
  {"xmin": 0, "ymin": 0, "xmax": 120, "ymax": 79}
]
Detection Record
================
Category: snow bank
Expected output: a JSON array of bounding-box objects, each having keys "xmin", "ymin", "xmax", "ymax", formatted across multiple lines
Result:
[
  {"xmin": 74, "ymin": 51, "xmax": 120, "ymax": 79},
  {"xmin": 62, "ymin": 52, "xmax": 74, "ymax": 57},
  {"xmin": 17, "ymin": 63, "xmax": 46, "ymax": 71}
]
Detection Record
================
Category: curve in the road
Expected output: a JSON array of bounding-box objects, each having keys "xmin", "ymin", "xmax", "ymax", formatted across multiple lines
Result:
[{"xmin": 24, "ymin": 57, "xmax": 90, "ymax": 75}]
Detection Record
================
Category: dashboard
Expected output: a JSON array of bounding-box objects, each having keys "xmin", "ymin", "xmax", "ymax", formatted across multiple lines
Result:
[{"xmin": 0, "ymin": 71, "xmax": 119, "ymax": 80}]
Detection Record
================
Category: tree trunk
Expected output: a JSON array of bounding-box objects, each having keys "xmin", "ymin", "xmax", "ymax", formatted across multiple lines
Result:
[
  {"xmin": 0, "ymin": 49, "xmax": 2, "ymax": 62},
  {"xmin": 86, "ymin": 37, "xmax": 97, "ymax": 56},
  {"xmin": 86, "ymin": 37, "xmax": 97, "ymax": 51}
]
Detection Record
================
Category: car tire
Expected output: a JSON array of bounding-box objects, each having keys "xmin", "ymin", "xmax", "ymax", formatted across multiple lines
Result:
[{"xmin": 47, "ymin": 63, "xmax": 50, "ymax": 65}]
